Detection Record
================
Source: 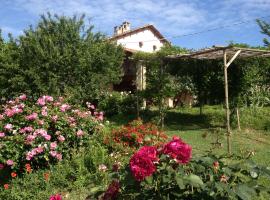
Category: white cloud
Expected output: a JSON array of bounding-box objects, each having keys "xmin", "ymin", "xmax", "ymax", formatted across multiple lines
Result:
[{"xmin": 3, "ymin": 0, "xmax": 270, "ymax": 41}]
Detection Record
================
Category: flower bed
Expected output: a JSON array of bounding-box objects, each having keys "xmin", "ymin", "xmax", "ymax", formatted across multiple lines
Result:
[
  {"xmin": 0, "ymin": 94, "xmax": 103, "ymax": 186},
  {"xmin": 108, "ymin": 119, "xmax": 168, "ymax": 150}
]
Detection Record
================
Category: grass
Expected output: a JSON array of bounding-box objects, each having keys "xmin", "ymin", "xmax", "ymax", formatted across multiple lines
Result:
[{"xmin": 108, "ymin": 105, "xmax": 270, "ymax": 199}]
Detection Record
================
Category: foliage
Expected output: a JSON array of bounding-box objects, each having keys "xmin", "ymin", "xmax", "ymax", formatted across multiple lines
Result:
[
  {"xmin": 0, "ymin": 13, "xmax": 124, "ymax": 102},
  {"xmin": 98, "ymin": 91, "xmax": 137, "ymax": 117},
  {"xmin": 105, "ymin": 119, "xmax": 168, "ymax": 151},
  {"xmin": 257, "ymin": 19, "xmax": 270, "ymax": 48},
  {"xmin": 0, "ymin": 94, "xmax": 103, "ymax": 186},
  {"xmin": 0, "ymin": 139, "xmax": 119, "ymax": 200},
  {"xmin": 132, "ymin": 45, "xmax": 188, "ymax": 127},
  {"xmin": 98, "ymin": 137, "xmax": 270, "ymax": 200}
]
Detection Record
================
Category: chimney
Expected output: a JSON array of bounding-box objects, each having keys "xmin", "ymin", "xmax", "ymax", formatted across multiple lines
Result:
[
  {"xmin": 114, "ymin": 22, "xmax": 131, "ymax": 35},
  {"xmin": 122, "ymin": 21, "xmax": 130, "ymax": 33}
]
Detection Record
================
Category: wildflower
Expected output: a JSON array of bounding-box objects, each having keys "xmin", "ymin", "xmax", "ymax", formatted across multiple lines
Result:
[
  {"xmin": 76, "ymin": 130, "xmax": 84, "ymax": 137},
  {"xmin": 11, "ymin": 172, "xmax": 17, "ymax": 178},
  {"xmin": 102, "ymin": 180, "xmax": 120, "ymax": 200},
  {"xmin": 162, "ymin": 137, "xmax": 192, "ymax": 164},
  {"xmin": 0, "ymin": 132, "xmax": 5, "ymax": 137},
  {"xmin": 44, "ymin": 172, "xmax": 50, "ymax": 181},
  {"xmin": 4, "ymin": 123, "xmax": 13, "ymax": 131},
  {"xmin": 112, "ymin": 162, "xmax": 121, "ymax": 172},
  {"xmin": 213, "ymin": 161, "xmax": 219, "ymax": 173},
  {"xmin": 0, "ymin": 114, "xmax": 4, "ymax": 120},
  {"xmin": 49, "ymin": 194, "xmax": 62, "ymax": 200},
  {"xmin": 4, "ymin": 184, "xmax": 9, "ymax": 190},
  {"xmin": 25, "ymin": 163, "xmax": 32, "ymax": 173},
  {"xmin": 6, "ymin": 159, "xmax": 14, "ymax": 166},
  {"xmin": 98, "ymin": 164, "xmax": 108, "ymax": 172},
  {"xmin": 220, "ymin": 174, "xmax": 228, "ymax": 183}
]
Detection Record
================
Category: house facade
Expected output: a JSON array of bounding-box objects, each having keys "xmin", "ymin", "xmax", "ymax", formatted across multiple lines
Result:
[{"xmin": 109, "ymin": 22, "xmax": 169, "ymax": 92}]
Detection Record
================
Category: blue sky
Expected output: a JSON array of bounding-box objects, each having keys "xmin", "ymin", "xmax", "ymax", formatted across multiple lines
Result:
[{"xmin": 1, "ymin": 0, "xmax": 270, "ymax": 49}]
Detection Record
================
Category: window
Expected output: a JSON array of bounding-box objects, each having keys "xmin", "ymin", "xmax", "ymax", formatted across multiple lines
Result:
[
  {"xmin": 139, "ymin": 41, "xmax": 143, "ymax": 48},
  {"xmin": 153, "ymin": 45, "xmax": 157, "ymax": 51}
]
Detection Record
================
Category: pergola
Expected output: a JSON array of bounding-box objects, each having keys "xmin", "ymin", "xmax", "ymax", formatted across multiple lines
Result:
[{"xmin": 167, "ymin": 45, "xmax": 270, "ymax": 154}]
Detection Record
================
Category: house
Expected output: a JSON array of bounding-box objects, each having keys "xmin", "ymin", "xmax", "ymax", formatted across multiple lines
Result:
[{"xmin": 109, "ymin": 22, "xmax": 169, "ymax": 93}]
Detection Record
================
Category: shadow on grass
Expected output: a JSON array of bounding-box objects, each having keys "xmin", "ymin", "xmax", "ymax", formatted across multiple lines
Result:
[
  {"xmin": 164, "ymin": 111, "xmax": 213, "ymax": 131},
  {"xmin": 108, "ymin": 108, "xmax": 225, "ymax": 132}
]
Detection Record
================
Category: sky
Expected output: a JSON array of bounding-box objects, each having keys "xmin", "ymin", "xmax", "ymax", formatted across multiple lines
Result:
[{"xmin": 0, "ymin": 0, "xmax": 270, "ymax": 49}]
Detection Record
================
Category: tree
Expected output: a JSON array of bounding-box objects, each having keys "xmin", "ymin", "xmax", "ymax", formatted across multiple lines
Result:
[
  {"xmin": 0, "ymin": 13, "xmax": 124, "ymax": 102},
  {"xmin": 257, "ymin": 19, "xmax": 270, "ymax": 48}
]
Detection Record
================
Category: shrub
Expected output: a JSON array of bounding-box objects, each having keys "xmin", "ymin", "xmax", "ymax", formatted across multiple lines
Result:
[
  {"xmin": 106, "ymin": 119, "xmax": 168, "ymax": 150},
  {"xmin": 96, "ymin": 137, "xmax": 270, "ymax": 200},
  {"xmin": 98, "ymin": 91, "xmax": 137, "ymax": 117},
  {"xmin": 0, "ymin": 94, "xmax": 103, "ymax": 186}
]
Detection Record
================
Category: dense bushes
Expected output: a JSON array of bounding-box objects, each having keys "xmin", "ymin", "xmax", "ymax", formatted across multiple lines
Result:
[
  {"xmin": 0, "ymin": 94, "xmax": 103, "ymax": 186},
  {"xmin": 98, "ymin": 137, "xmax": 270, "ymax": 200},
  {"xmin": 0, "ymin": 13, "xmax": 124, "ymax": 102},
  {"xmin": 98, "ymin": 92, "xmax": 137, "ymax": 117},
  {"xmin": 105, "ymin": 119, "xmax": 168, "ymax": 151}
]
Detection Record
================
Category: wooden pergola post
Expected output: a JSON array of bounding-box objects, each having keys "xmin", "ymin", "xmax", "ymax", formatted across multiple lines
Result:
[
  {"xmin": 223, "ymin": 49, "xmax": 241, "ymax": 154},
  {"xmin": 166, "ymin": 46, "xmax": 270, "ymax": 155}
]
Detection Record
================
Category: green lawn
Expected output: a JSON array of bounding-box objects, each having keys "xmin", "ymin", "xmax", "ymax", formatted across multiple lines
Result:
[{"xmin": 108, "ymin": 105, "xmax": 270, "ymax": 199}]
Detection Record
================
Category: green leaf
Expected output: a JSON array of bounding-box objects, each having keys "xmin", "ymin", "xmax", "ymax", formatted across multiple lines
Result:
[
  {"xmin": 183, "ymin": 174, "xmax": 204, "ymax": 188},
  {"xmin": 175, "ymin": 175, "xmax": 185, "ymax": 189},
  {"xmin": 235, "ymin": 184, "xmax": 256, "ymax": 200}
]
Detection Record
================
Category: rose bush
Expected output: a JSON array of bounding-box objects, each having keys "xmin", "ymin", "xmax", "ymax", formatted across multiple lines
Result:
[
  {"xmin": 0, "ymin": 94, "xmax": 103, "ymax": 185},
  {"xmin": 107, "ymin": 119, "xmax": 168, "ymax": 150},
  {"xmin": 94, "ymin": 137, "xmax": 270, "ymax": 200}
]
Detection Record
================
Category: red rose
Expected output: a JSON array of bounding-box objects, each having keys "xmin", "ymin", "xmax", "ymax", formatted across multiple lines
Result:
[
  {"xmin": 103, "ymin": 180, "xmax": 120, "ymax": 200},
  {"xmin": 162, "ymin": 137, "xmax": 192, "ymax": 164},
  {"xmin": 129, "ymin": 146, "xmax": 158, "ymax": 181},
  {"xmin": 137, "ymin": 146, "xmax": 158, "ymax": 162}
]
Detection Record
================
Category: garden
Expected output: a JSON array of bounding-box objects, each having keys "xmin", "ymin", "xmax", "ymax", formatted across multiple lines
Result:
[{"xmin": 0, "ymin": 14, "xmax": 270, "ymax": 200}]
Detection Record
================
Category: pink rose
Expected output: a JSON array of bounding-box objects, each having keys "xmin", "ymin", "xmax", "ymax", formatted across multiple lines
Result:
[
  {"xmin": 50, "ymin": 142, "xmax": 57, "ymax": 150},
  {"xmin": 25, "ymin": 112, "xmax": 38, "ymax": 121},
  {"xmin": 58, "ymin": 135, "xmax": 65, "ymax": 142},
  {"xmin": 49, "ymin": 151, "xmax": 57, "ymax": 157},
  {"xmin": 0, "ymin": 132, "xmax": 5, "ymax": 137},
  {"xmin": 6, "ymin": 159, "xmax": 14, "ymax": 166},
  {"xmin": 162, "ymin": 137, "xmax": 192, "ymax": 164},
  {"xmin": 37, "ymin": 97, "xmax": 46, "ymax": 106},
  {"xmin": 76, "ymin": 130, "xmax": 84, "ymax": 137},
  {"xmin": 51, "ymin": 115, "xmax": 58, "ymax": 123},
  {"xmin": 4, "ymin": 124, "xmax": 13, "ymax": 131},
  {"xmin": 19, "ymin": 94, "xmax": 27, "ymax": 101},
  {"xmin": 41, "ymin": 106, "xmax": 48, "ymax": 116},
  {"xmin": 56, "ymin": 153, "xmax": 62, "ymax": 161},
  {"xmin": 45, "ymin": 96, "xmax": 54, "ymax": 102},
  {"xmin": 38, "ymin": 120, "xmax": 45, "ymax": 125},
  {"xmin": 60, "ymin": 104, "xmax": 71, "ymax": 112},
  {"xmin": 44, "ymin": 134, "xmax": 51, "ymax": 141}
]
